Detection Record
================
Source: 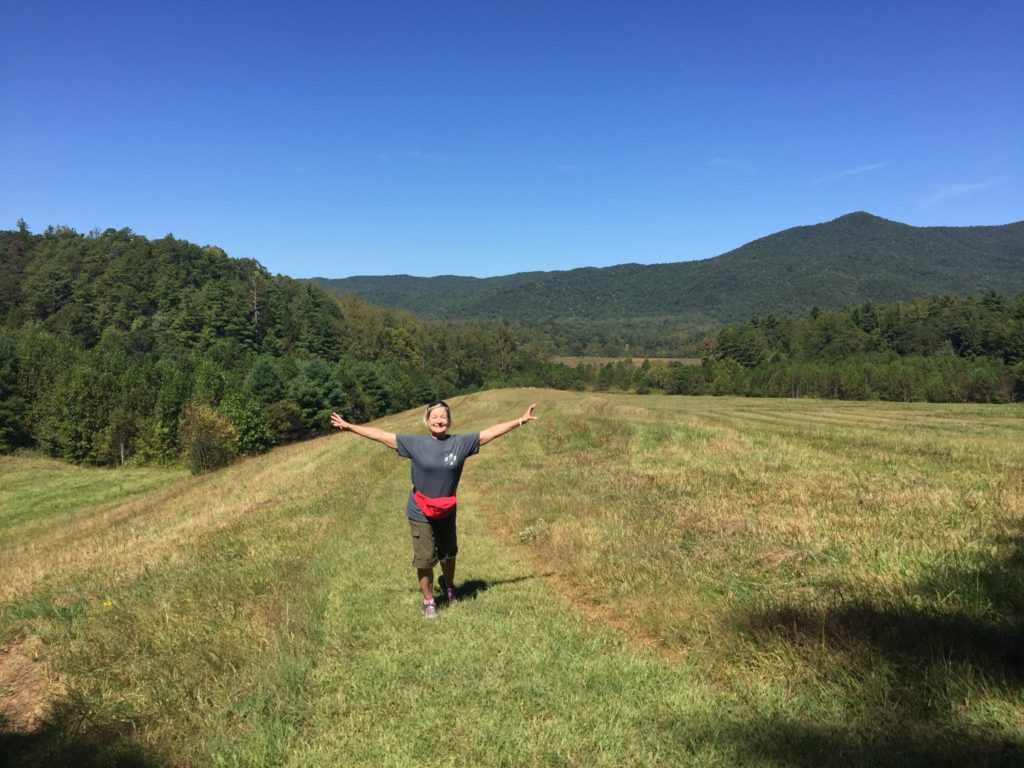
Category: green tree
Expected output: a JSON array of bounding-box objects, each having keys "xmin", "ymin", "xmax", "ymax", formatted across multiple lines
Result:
[
  {"xmin": 244, "ymin": 357, "xmax": 287, "ymax": 404},
  {"xmin": 219, "ymin": 391, "xmax": 275, "ymax": 454},
  {"xmin": 666, "ymin": 361, "xmax": 707, "ymax": 395},
  {"xmin": 0, "ymin": 335, "xmax": 27, "ymax": 450},
  {"xmin": 714, "ymin": 324, "xmax": 770, "ymax": 367},
  {"xmin": 134, "ymin": 358, "xmax": 191, "ymax": 463},
  {"xmin": 179, "ymin": 402, "xmax": 238, "ymax": 474},
  {"xmin": 265, "ymin": 400, "xmax": 304, "ymax": 444},
  {"xmin": 1011, "ymin": 361, "xmax": 1024, "ymax": 401},
  {"xmin": 192, "ymin": 357, "xmax": 228, "ymax": 404},
  {"xmin": 94, "ymin": 406, "xmax": 143, "ymax": 466},
  {"xmin": 33, "ymin": 356, "xmax": 103, "ymax": 462},
  {"xmin": 708, "ymin": 358, "xmax": 747, "ymax": 395},
  {"xmin": 288, "ymin": 357, "xmax": 347, "ymax": 433}
]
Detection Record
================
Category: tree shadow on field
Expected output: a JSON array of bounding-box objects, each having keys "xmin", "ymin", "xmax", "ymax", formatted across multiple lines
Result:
[
  {"xmin": 0, "ymin": 702, "xmax": 170, "ymax": 768},
  {"xmin": 703, "ymin": 526, "xmax": 1024, "ymax": 767},
  {"xmin": 670, "ymin": 715, "xmax": 1023, "ymax": 768}
]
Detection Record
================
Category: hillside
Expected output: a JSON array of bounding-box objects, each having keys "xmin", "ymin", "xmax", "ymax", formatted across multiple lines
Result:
[{"xmin": 312, "ymin": 213, "xmax": 1024, "ymax": 326}]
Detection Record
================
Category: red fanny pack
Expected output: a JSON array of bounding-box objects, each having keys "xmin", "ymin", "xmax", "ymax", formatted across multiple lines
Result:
[{"xmin": 414, "ymin": 490, "xmax": 458, "ymax": 520}]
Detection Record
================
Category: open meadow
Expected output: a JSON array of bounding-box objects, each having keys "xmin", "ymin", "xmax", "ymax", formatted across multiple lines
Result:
[{"xmin": 1, "ymin": 389, "xmax": 1022, "ymax": 766}]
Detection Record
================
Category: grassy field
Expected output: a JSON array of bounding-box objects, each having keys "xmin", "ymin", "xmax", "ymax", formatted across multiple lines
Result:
[{"xmin": 1, "ymin": 390, "xmax": 1022, "ymax": 766}]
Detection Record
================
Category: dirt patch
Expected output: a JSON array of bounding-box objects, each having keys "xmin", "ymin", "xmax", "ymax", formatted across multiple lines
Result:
[{"xmin": 0, "ymin": 636, "xmax": 63, "ymax": 734}]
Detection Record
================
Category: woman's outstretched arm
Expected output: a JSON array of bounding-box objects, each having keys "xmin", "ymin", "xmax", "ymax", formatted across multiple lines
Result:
[
  {"xmin": 479, "ymin": 403, "xmax": 537, "ymax": 446},
  {"xmin": 330, "ymin": 412, "xmax": 398, "ymax": 450}
]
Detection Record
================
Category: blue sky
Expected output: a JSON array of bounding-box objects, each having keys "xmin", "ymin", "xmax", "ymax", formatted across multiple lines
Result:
[{"xmin": 3, "ymin": 1, "xmax": 1021, "ymax": 279}]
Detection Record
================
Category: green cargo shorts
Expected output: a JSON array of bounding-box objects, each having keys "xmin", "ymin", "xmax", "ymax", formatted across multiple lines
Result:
[{"xmin": 409, "ymin": 513, "xmax": 458, "ymax": 569}]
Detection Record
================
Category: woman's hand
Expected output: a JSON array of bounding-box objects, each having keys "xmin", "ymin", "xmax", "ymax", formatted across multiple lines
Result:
[
  {"xmin": 330, "ymin": 412, "xmax": 351, "ymax": 430},
  {"xmin": 481, "ymin": 403, "xmax": 538, "ymax": 445},
  {"xmin": 519, "ymin": 403, "xmax": 538, "ymax": 426}
]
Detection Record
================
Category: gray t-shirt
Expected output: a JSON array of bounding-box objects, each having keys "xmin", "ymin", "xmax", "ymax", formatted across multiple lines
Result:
[{"xmin": 395, "ymin": 432, "xmax": 481, "ymax": 521}]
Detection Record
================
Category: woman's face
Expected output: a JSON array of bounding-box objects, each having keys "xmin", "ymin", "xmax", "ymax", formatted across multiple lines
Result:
[{"xmin": 426, "ymin": 406, "xmax": 450, "ymax": 437}]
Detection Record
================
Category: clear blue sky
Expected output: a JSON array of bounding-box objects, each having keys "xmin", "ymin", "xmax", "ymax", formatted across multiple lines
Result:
[{"xmin": 3, "ymin": 1, "xmax": 1021, "ymax": 279}]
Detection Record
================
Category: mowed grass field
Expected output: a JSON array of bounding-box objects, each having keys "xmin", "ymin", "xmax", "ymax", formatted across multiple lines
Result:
[{"xmin": 1, "ymin": 389, "xmax": 1022, "ymax": 767}]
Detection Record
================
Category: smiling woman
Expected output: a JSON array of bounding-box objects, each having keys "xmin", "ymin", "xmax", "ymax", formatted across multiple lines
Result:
[{"xmin": 330, "ymin": 399, "xmax": 537, "ymax": 618}]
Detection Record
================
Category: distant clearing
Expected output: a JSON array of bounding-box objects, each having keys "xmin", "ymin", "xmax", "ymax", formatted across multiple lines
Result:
[
  {"xmin": 550, "ymin": 355, "xmax": 700, "ymax": 367},
  {"xmin": 2, "ymin": 390, "xmax": 1022, "ymax": 766}
]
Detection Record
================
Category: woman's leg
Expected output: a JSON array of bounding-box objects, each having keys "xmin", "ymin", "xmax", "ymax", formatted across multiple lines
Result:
[
  {"xmin": 410, "ymin": 519, "xmax": 438, "ymax": 604},
  {"xmin": 435, "ymin": 514, "xmax": 458, "ymax": 595},
  {"xmin": 417, "ymin": 568, "xmax": 434, "ymax": 600},
  {"xmin": 440, "ymin": 557, "xmax": 456, "ymax": 589}
]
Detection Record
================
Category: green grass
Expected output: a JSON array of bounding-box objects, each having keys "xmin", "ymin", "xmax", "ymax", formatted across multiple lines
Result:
[
  {"xmin": 0, "ymin": 454, "xmax": 184, "ymax": 536},
  {"xmin": 1, "ymin": 390, "xmax": 1022, "ymax": 766}
]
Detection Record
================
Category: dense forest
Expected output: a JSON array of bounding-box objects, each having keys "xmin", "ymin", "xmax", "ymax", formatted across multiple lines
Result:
[
  {"xmin": 599, "ymin": 292, "xmax": 1024, "ymax": 402},
  {"xmin": 313, "ymin": 212, "xmax": 1024, "ymax": 356},
  {"xmin": 1, "ymin": 223, "xmax": 1022, "ymax": 470},
  {"xmin": 0, "ymin": 224, "xmax": 560, "ymax": 469}
]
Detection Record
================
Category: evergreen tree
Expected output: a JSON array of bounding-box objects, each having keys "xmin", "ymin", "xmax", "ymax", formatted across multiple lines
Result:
[
  {"xmin": 244, "ymin": 357, "xmax": 287, "ymax": 404},
  {"xmin": 287, "ymin": 357, "xmax": 348, "ymax": 433},
  {"xmin": 0, "ymin": 335, "xmax": 27, "ymax": 451}
]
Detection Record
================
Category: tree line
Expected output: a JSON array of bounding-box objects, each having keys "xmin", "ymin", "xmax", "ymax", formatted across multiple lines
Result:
[
  {"xmin": 2, "ymin": 224, "xmax": 1021, "ymax": 470},
  {"xmin": 575, "ymin": 292, "xmax": 1024, "ymax": 402}
]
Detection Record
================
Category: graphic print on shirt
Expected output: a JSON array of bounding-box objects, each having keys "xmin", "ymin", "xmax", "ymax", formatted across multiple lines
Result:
[{"xmin": 443, "ymin": 451, "xmax": 458, "ymax": 467}]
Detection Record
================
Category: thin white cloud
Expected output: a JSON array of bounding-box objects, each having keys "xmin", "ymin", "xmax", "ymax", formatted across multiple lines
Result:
[
  {"xmin": 920, "ymin": 180, "xmax": 998, "ymax": 207},
  {"xmin": 811, "ymin": 162, "xmax": 887, "ymax": 184}
]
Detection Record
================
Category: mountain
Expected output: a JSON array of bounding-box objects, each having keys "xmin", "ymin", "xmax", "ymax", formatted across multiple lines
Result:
[{"xmin": 311, "ymin": 213, "xmax": 1024, "ymax": 327}]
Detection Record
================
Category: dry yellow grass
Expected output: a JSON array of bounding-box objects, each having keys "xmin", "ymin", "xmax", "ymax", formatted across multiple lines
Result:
[{"xmin": 466, "ymin": 393, "xmax": 1024, "ymax": 659}]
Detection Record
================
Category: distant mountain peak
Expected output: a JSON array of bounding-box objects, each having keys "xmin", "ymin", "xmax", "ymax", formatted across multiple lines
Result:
[{"xmin": 831, "ymin": 211, "xmax": 885, "ymax": 223}]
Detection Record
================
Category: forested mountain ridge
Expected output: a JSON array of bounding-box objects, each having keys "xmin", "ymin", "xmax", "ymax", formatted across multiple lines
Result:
[{"xmin": 311, "ymin": 213, "xmax": 1024, "ymax": 326}]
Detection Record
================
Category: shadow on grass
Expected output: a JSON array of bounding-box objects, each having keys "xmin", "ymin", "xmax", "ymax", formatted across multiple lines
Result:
[
  {"xmin": 435, "ymin": 573, "xmax": 553, "ymax": 609},
  {"xmin": 0, "ymin": 703, "xmax": 168, "ymax": 768},
  {"xmin": 673, "ymin": 716, "xmax": 1023, "ymax": 768},
  {"xmin": 722, "ymin": 527, "xmax": 1024, "ymax": 767}
]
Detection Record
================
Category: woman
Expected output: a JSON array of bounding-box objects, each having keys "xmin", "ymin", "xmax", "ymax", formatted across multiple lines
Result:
[{"xmin": 330, "ymin": 399, "xmax": 537, "ymax": 618}]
